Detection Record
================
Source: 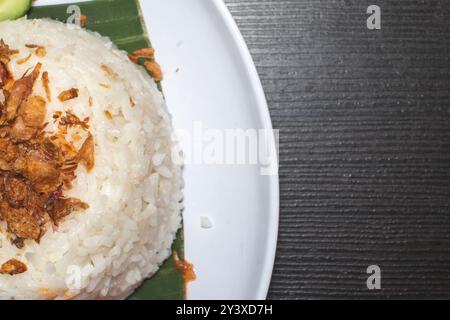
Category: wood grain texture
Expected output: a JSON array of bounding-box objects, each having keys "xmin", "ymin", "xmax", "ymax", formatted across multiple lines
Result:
[{"xmin": 224, "ymin": 0, "xmax": 450, "ymax": 299}]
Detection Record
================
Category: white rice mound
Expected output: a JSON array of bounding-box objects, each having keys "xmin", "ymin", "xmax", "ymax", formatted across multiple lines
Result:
[{"xmin": 0, "ymin": 18, "xmax": 182, "ymax": 299}]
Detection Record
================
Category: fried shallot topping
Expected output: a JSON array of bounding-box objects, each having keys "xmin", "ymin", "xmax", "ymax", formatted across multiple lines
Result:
[
  {"xmin": 59, "ymin": 111, "xmax": 89, "ymax": 129},
  {"xmin": 0, "ymin": 39, "xmax": 18, "ymax": 60},
  {"xmin": 0, "ymin": 63, "xmax": 40, "ymax": 125},
  {"xmin": 47, "ymin": 198, "xmax": 89, "ymax": 224},
  {"xmin": 0, "ymin": 41, "xmax": 96, "ymax": 259},
  {"xmin": 17, "ymin": 53, "xmax": 32, "ymax": 65},
  {"xmin": 24, "ymin": 44, "xmax": 39, "ymax": 49},
  {"xmin": 144, "ymin": 60, "xmax": 163, "ymax": 82},
  {"xmin": 35, "ymin": 47, "xmax": 47, "ymax": 58},
  {"xmin": 129, "ymin": 97, "xmax": 136, "ymax": 108},
  {"xmin": 104, "ymin": 110, "xmax": 113, "ymax": 121},
  {"xmin": 128, "ymin": 48, "xmax": 155, "ymax": 63},
  {"xmin": 173, "ymin": 252, "xmax": 197, "ymax": 285},
  {"xmin": 25, "ymin": 44, "xmax": 47, "ymax": 58},
  {"xmin": 80, "ymin": 15, "xmax": 87, "ymax": 28},
  {"xmin": 58, "ymin": 88, "xmax": 79, "ymax": 102},
  {"xmin": 78, "ymin": 133, "xmax": 95, "ymax": 172},
  {"xmin": 99, "ymin": 83, "xmax": 110, "ymax": 89},
  {"xmin": 42, "ymin": 72, "xmax": 51, "ymax": 102},
  {"xmin": 128, "ymin": 47, "xmax": 163, "ymax": 81},
  {"xmin": 0, "ymin": 61, "xmax": 12, "ymax": 88},
  {"xmin": 0, "ymin": 259, "xmax": 27, "ymax": 275},
  {"xmin": 101, "ymin": 64, "xmax": 118, "ymax": 81}
]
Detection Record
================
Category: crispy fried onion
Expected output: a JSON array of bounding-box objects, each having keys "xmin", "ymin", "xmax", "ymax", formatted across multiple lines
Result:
[
  {"xmin": 128, "ymin": 47, "xmax": 163, "ymax": 81},
  {"xmin": 0, "ymin": 259, "xmax": 27, "ymax": 275},
  {"xmin": 0, "ymin": 44, "xmax": 96, "ymax": 256},
  {"xmin": 128, "ymin": 48, "xmax": 155, "ymax": 63},
  {"xmin": 58, "ymin": 88, "xmax": 79, "ymax": 102},
  {"xmin": 0, "ymin": 39, "xmax": 18, "ymax": 60}
]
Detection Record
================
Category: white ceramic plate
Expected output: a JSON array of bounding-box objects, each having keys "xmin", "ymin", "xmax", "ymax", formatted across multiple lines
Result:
[{"xmin": 34, "ymin": 0, "xmax": 279, "ymax": 300}]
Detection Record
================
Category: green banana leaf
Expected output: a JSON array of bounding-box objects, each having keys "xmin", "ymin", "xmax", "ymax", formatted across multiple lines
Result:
[{"xmin": 28, "ymin": 0, "xmax": 185, "ymax": 300}]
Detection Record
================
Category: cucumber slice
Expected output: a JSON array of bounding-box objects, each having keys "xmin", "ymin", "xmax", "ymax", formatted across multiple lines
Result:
[{"xmin": 0, "ymin": 0, "xmax": 32, "ymax": 21}]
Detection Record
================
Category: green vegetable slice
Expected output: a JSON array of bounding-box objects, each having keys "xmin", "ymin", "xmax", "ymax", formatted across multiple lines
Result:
[
  {"xmin": 28, "ymin": 0, "xmax": 186, "ymax": 300},
  {"xmin": 0, "ymin": 0, "xmax": 32, "ymax": 21}
]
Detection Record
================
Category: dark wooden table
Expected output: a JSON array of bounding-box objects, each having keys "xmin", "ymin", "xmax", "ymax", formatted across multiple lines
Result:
[{"xmin": 224, "ymin": 0, "xmax": 450, "ymax": 299}]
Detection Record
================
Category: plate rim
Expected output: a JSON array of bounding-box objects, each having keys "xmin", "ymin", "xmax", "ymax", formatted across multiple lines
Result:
[{"xmin": 211, "ymin": 0, "xmax": 280, "ymax": 299}]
